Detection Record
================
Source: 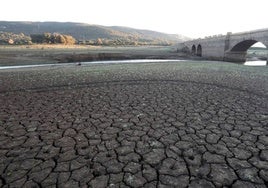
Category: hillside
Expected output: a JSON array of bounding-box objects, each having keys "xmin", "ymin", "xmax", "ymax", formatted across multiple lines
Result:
[{"xmin": 0, "ymin": 21, "xmax": 190, "ymax": 44}]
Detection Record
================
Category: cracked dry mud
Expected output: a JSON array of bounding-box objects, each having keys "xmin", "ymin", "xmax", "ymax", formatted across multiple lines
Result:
[{"xmin": 0, "ymin": 62, "xmax": 268, "ymax": 188}]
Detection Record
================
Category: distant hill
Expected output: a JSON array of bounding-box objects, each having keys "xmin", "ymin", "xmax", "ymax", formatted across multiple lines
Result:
[{"xmin": 0, "ymin": 21, "xmax": 190, "ymax": 45}]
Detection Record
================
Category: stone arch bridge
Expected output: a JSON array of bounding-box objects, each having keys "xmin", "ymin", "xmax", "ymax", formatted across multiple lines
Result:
[{"xmin": 178, "ymin": 28, "xmax": 268, "ymax": 64}]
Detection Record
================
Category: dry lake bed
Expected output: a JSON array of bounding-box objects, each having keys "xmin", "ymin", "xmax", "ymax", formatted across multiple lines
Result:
[{"xmin": 0, "ymin": 60, "xmax": 268, "ymax": 187}]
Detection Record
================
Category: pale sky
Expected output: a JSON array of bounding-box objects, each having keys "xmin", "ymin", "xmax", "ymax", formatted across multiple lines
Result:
[{"xmin": 1, "ymin": 0, "xmax": 267, "ymax": 38}]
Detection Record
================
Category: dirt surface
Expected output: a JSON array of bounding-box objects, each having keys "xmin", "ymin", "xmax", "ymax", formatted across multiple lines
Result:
[{"xmin": 0, "ymin": 61, "xmax": 268, "ymax": 187}]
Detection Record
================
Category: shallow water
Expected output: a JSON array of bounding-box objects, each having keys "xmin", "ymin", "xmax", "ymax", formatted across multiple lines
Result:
[
  {"xmin": 0, "ymin": 64, "xmax": 63, "ymax": 70},
  {"xmin": 244, "ymin": 60, "xmax": 267, "ymax": 66},
  {"xmin": 0, "ymin": 59, "xmax": 267, "ymax": 70},
  {"xmin": 0, "ymin": 59, "xmax": 185, "ymax": 70}
]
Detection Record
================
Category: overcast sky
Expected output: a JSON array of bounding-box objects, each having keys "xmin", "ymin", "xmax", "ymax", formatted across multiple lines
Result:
[{"xmin": 1, "ymin": 0, "xmax": 267, "ymax": 38}]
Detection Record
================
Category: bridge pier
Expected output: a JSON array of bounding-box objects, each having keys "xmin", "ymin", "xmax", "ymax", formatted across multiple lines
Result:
[
  {"xmin": 266, "ymin": 45, "xmax": 268, "ymax": 66},
  {"xmin": 224, "ymin": 51, "xmax": 247, "ymax": 63}
]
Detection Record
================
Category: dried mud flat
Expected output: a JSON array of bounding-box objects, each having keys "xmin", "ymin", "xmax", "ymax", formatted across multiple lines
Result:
[{"xmin": 0, "ymin": 61, "xmax": 268, "ymax": 187}]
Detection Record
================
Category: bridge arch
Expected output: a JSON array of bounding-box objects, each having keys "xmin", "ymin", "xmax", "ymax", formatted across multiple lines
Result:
[
  {"xmin": 230, "ymin": 39, "xmax": 267, "ymax": 52},
  {"xmin": 226, "ymin": 39, "xmax": 268, "ymax": 63},
  {"xmin": 191, "ymin": 45, "xmax": 196, "ymax": 55},
  {"xmin": 197, "ymin": 44, "xmax": 202, "ymax": 57}
]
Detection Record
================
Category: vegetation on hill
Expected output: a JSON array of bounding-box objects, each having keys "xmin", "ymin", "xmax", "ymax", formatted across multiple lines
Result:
[
  {"xmin": 0, "ymin": 21, "xmax": 190, "ymax": 46},
  {"xmin": 0, "ymin": 31, "xmax": 31, "ymax": 44},
  {"xmin": 30, "ymin": 33, "xmax": 76, "ymax": 45}
]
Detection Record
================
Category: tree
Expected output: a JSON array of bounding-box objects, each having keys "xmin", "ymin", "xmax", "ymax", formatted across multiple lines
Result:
[
  {"xmin": 95, "ymin": 38, "xmax": 103, "ymax": 45},
  {"xmin": 63, "ymin": 35, "xmax": 76, "ymax": 45},
  {"xmin": 57, "ymin": 34, "xmax": 66, "ymax": 44},
  {"xmin": 43, "ymin": 33, "xmax": 52, "ymax": 43},
  {"xmin": 31, "ymin": 34, "xmax": 46, "ymax": 43}
]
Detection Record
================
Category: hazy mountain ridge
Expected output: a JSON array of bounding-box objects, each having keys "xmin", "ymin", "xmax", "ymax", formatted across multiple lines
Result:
[{"xmin": 0, "ymin": 21, "xmax": 190, "ymax": 43}]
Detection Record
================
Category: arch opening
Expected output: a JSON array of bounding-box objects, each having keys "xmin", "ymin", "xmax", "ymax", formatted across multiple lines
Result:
[
  {"xmin": 230, "ymin": 40, "xmax": 259, "ymax": 52},
  {"xmin": 197, "ymin": 44, "xmax": 202, "ymax": 57},
  {"xmin": 227, "ymin": 40, "xmax": 267, "ymax": 65},
  {"xmin": 191, "ymin": 45, "xmax": 196, "ymax": 55},
  {"xmin": 245, "ymin": 42, "xmax": 267, "ymax": 66}
]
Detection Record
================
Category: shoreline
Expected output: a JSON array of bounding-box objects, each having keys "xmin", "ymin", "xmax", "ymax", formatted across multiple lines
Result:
[{"xmin": 0, "ymin": 45, "xmax": 188, "ymax": 66}]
